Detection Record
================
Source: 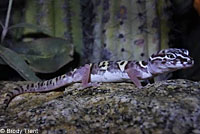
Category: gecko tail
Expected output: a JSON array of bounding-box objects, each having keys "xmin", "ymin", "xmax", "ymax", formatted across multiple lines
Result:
[
  {"xmin": 3, "ymin": 64, "xmax": 91, "ymax": 110},
  {"xmin": 3, "ymin": 86, "xmax": 25, "ymax": 110}
]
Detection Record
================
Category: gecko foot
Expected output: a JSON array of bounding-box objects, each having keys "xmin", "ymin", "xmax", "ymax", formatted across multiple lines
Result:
[{"xmin": 78, "ymin": 82, "xmax": 100, "ymax": 90}]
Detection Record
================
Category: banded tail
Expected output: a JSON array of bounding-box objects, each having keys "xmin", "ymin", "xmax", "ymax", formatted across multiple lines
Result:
[{"xmin": 3, "ymin": 64, "xmax": 91, "ymax": 109}]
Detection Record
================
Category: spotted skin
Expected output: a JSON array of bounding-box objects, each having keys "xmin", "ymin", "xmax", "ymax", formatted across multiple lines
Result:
[{"xmin": 3, "ymin": 48, "xmax": 194, "ymax": 109}]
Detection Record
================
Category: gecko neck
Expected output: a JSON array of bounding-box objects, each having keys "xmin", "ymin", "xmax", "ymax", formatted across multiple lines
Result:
[
  {"xmin": 146, "ymin": 61, "xmax": 162, "ymax": 75},
  {"xmin": 133, "ymin": 59, "xmax": 172, "ymax": 80},
  {"xmin": 146, "ymin": 60, "xmax": 177, "ymax": 75}
]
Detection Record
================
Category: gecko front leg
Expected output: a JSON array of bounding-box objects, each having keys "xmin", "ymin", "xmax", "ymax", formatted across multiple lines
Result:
[{"xmin": 125, "ymin": 68, "xmax": 142, "ymax": 88}]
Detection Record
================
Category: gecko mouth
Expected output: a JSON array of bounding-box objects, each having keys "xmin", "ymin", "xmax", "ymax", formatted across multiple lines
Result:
[
  {"xmin": 185, "ymin": 58, "xmax": 194, "ymax": 66},
  {"xmin": 188, "ymin": 59, "xmax": 194, "ymax": 65},
  {"xmin": 182, "ymin": 60, "xmax": 194, "ymax": 68}
]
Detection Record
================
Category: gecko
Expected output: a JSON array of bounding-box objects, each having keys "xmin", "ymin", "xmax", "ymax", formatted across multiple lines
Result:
[{"xmin": 3, "ymin": 48, "xmax": 194, "ymax": 109}]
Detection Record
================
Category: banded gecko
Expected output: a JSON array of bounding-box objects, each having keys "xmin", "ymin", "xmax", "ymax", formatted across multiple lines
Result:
[{"xmin": 3, "ymin": 48, "xmax": 194, "ymax": 109}]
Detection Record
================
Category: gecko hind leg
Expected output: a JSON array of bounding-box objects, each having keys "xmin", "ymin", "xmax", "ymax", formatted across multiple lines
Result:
[{"xmin": 78, "ymin": 64, "xmax": 100, "ymax": 89}]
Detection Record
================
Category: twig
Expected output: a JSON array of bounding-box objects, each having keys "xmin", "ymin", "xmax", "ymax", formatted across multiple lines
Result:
[
  {"xmin": 1, "ymin": 0, "xmax": 13, "ymax": 43},
  {"xmin": 0, "ymin": 21, "xmax": 4, "ymax": 28}
]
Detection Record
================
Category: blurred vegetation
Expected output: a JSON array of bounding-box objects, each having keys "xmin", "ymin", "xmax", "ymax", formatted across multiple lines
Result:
[{"xmin": 0, "ymin": 0, "xmax": 172, "ymax": 81}]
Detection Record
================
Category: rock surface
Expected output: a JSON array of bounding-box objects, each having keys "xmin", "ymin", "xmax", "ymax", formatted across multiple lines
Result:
[{"xmin": 0, "ymin": 79, "xmax": 200, "ymax": 134}]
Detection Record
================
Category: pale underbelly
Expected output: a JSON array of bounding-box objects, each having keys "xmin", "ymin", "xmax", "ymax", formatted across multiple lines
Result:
[{"xmin": 90, "ymin": 71, "xmax": 129, "ymax": 82}]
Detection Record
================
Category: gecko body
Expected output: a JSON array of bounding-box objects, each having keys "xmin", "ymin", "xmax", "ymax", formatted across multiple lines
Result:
[{"xmin": 3, "ymin": 48, "xmax": 194, "ymax": 108}]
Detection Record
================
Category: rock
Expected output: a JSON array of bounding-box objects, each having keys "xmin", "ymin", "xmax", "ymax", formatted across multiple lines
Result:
[{"xmin": 0, "ymin": 79, "xmax": 200, "ymax": 134}]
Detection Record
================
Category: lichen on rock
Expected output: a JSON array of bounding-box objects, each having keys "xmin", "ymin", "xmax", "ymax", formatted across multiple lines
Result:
[{"xmin": 0, "ymin": 79, "xmax": 200, "ymax": 133}]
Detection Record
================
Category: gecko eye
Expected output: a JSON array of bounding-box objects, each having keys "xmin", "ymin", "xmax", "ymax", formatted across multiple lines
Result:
[{"xmin": 166, "ymin": 54, "xmax": 176, "ymax": 59}]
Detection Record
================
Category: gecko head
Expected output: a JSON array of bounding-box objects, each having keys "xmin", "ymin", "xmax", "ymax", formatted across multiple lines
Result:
[{"xmin": 148, "ymin": 48, "xmax": 194, "ymax": 74}]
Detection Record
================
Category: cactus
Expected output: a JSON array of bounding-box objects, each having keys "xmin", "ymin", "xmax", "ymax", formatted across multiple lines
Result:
[
  {"xmin": 0, "ymin": 0, "xmax": 173, "ymax": 81},
  {"xmin": 156, "ymin": 0, "xmax": 171, "ymax": 50},
  {"xmin": 11, "ymin": 0, "xmax": 172, "ymax": 63},
  {"xmin": 70, "ymin": 0, "xmax": 84, "ymax": 62},
  {"xmin": 16, "ymin": 0, "xmax": 84, "ymax": 61},
  {"xmin": 23, "ymin": 0, "xmax": 69, "ymax": 38},
  {"xmin": 88, "ymin": 0, "xmax": 172, "ymax": 62}
]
